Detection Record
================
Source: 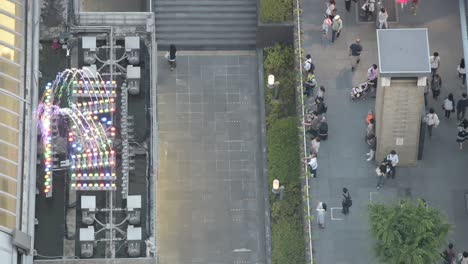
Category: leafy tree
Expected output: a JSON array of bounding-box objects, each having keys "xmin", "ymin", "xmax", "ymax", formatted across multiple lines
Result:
[{"xmin": 368, "ymin": 199, "xmax": 451, "ymax": 264}]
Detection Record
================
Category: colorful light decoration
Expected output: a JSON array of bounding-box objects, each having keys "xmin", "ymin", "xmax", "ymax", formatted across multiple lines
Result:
[{"xmin": 38, "ymin": 69, "xmax": 119, "ymax": 196}]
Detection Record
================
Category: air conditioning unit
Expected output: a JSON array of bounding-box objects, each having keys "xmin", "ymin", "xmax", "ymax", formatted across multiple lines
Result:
[
  {"xmin": 81, "ymin": 196, "xmax": 96, "ymax": 225},
  {"xmin": 127, "ymin": 195, "xmax": 141, "ymax": 225},
  {"xmin": 79, "ymin": 226, "xmax": 95, "ymax": 258},
  {"xmin": 127, "ymin": 226, "xmax": 142, "ymax": 257},
  {"xmin": 82, "ymin": 37, "xmax": 96, "ymax": 65},
  {"xmin": 125, "ymin": 36, "xmax": 140, "ymax": 65}
]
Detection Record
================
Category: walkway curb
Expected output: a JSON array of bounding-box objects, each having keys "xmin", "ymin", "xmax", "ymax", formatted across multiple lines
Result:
[{"xmin": 257, "ymin": 48, "xmax": 272, "ymax": 264}]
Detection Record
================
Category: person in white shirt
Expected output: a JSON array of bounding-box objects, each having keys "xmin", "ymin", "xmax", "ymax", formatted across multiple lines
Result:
[
  {"xmin": 425, "ymin": 108, "xmax": 440, "ymax": 137},
  {"xmin": 316, "ymin": 202, "xmax": 327, "ymax": 228},
  {"xmin": 385, "ymin": 150, "xmax": 399, "ymax": 179},
  {"xmin": 443, "ymin": 93, "xmax": 455, "ymax": 119},
  {"xmin": 311, "ymin": 137, "xmax": 321, "ymax": 154},
  {"xmin": 429, "ymin": 52, "xmax": 440, "ymax": 76},
  {"xmin": 378, "ymin": 8, "xmax": 388, "ymax": 29},
  {"xmin": 303, "ymin": 153, "xmax": 318, "ymax": 178},
  {"xmin": 458, "ymin": 58, "xmax": 466, "ymax": 85}
]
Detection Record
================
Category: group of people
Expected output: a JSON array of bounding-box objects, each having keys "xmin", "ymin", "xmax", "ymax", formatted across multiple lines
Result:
[{"xmin": 442, "ymin": 243, "xmax": 468, "ymax": 264}]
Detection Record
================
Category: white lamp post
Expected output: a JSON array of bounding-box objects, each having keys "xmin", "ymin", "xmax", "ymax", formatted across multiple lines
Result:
[
  {"xmin": 267, "ymin": 74, "xmax": 280, "ymax": 100},
  {"xmin": 272, "ymin": 179, "xmax": 285, "ymax": 199}
]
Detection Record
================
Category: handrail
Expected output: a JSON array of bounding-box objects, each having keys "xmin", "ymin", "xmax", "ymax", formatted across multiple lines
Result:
[{"xmin": 294, "ymin": 0, "xmax": 314, "ymax": 263}]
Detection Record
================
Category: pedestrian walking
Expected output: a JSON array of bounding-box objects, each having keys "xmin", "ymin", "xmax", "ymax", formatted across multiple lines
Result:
[
  {"xmin": 443, "ymin": 93, "xmax": 455, "ymax": 119},
  {"xmin": 366, "ymin": 134, "xmax": 376, "ymax": 162},
  {"xmin": 326, "ymin": 0, "xmax": 337, "ymax": 19},
  {"xmin": 430, "ymin": 52, "xmax": 440, "ymax": 76},
  {"xmin": 367, "ymin": 64, "xmax": 379, "ymax": 95},
  {"xmin": 366, "ymin": 118, "xmax": 375, "ymax": 137},
  {"xmin": 331, "ymin": 15, "xmax": 343, "ymax": 43},
  {"xmin": 442, "ymin": 243, "xmax": 457, "ymax": 264},
  {"xmin": 341, "ymin": 187, "xmax": 352, "ymax": 215},
  {"xmin": 366, "ymin": 109, "xmax": 375, "ymax": 124},
  {"xmin": 384, "ymin": 150, "xmax": 399, "ymax": 179},
  {"xmin": 304, "ymin": 54, "xmax": 314, "ymax": 73},
  {"xmin": 311, "ymin": 137, "xmax": 321, "ymax": 155},
  {"xmin": 167, "ymin": 44, "xmax": 177, "ymax": 71},
  {"xmin": 316, "ymin": 85, "xmax": 326, "ymax": 100},
  {"xmin": 460, "ymin": 252, "xmax": 468, "ymax": 264},
  {"xmin": 457, "ymin": 121, "xmax": 467, "ymax": 150},
  {"xmin": 375, "ymin": 163, "xmax": 388, "ymax": 190},
  {"xmin": 345, "ymin": 0, "xmax": 351, "ymax": 12},
  {"xmin": 316, "ymin": 202, "xmax": 327, "ymax": 228},
  {"xmin": 431, "ymin": 74, "xmax": 442, "ymax": 100},
  {"xmin": 378, "ymin": 8, "xmax": 389, "ymax": 29},
  {"xmin": 424, "ymin": 78, "xmax": 429, "ymax": 106},
  {"xmin": 349, "ymin": 38, "xmax": 363, "ymax": 71},
  {"xmin": 457, "ymin": 93, "xmax": 468, "ymax": 121},
  {"xmin": 411, "ymin": 0, "xmax": 418, "ymax": 15},
  {"xmin": 424, "ymin": 108, "xmax": 440, "ymax": 137},
  {"xmin": 318, "ymin": 116, "xmax": 328, "ymax": 140},
  {"xmin": 458, "ymin": 58, "xmax": 466, "ymax": 85},
  {"xmin": 322, "ymin": 15, "xmax": 333, "ymax": 40},
  {"xmin": 362, "ymin": 0, "xmax": 376, "ymax": 21},
  {"xmin": 303, "ymin": 153, "xmax": 318, "ymax": 178}
]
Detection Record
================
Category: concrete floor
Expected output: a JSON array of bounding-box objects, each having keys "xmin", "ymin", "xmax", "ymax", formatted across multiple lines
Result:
[{"xmin": 156, "ymin": 51, "xmax": 267, "ymax": 264}]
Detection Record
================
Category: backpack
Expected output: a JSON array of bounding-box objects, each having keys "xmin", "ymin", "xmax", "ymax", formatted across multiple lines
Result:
[{"xmin": 343, "ymin": 193, "xmax": 352, "ymax": 207}]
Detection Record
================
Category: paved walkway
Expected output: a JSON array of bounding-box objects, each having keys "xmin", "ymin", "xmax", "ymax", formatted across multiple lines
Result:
[
  {"xmin": 156, "ymin": 51, "xmax": 266, "ymax": 264},
  {"xmin": 304, "ymin": 1, "xmax": 468, "ymax": 263}
]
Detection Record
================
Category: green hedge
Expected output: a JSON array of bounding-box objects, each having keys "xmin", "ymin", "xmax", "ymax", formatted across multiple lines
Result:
[
  {"xmin": 267, "ymin": 117, "xmax": 305, "ymax": 264},
  {"xmin": 260, "ymin": 0, "xmax": 294, "ymax": 23},
  {"xmin": 264, "ymin": 44, "xmax": 296, "ymax": 127}
]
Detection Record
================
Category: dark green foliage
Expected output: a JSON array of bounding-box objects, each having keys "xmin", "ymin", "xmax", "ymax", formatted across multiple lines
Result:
[
  {"xmin": 267, "ymin": 118, "xmax": 305, "ymax": 264},
  {"xmin": 260, "ymin": 0, "xmax": 294, "ymax": 23},
  {"xmin": 368, "ymin": 200, "xmax": 451, "ymax": 264},
  {"xmin": 264, "ymin": 44, "xmax": 296, "ymax": 126}
]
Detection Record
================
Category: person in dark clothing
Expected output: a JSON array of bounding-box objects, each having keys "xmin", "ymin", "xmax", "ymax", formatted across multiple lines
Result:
[
  {"xmin": 457, "ymin": 93, "xmax": 468, "ymax": 121},
  {"xmin": 315, "ymin": 97, "xmax": 327, "ymax": 115},
  {"xmin": 318, "ymin": 117, "xmax": 328, "ymax": 140},
  {"xmin": 349, "ymin": 38, "xmax": 363, "ymax": 71},
  {"xmin": 168, "ymin": 44, "xmax": 177, "ymax": 71},
  {"xmin": 342, "ymin": 187, "xmax": 352, "ymax": 215}
]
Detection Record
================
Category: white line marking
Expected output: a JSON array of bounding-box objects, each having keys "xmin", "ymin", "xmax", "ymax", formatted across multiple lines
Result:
[
  {"xmin": 370, "ymin": 192, "xmax": 378, "ymax": 202},
  {"xmin": 331, "ymin": 207, "xmax": 343, "ymax": 221}
]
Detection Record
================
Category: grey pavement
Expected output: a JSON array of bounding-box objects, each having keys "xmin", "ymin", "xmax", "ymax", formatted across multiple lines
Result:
[
  {"xmin": 156, "ymin": 51, "xmax": 266, "ymax": 264},
  {"xmin": 303, "ymin": 0, "xmax": 468, "ymax": 263}
]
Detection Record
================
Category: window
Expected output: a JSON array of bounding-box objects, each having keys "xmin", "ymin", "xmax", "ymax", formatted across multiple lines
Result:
[
  {"xmin": 0, "ymin": 13, "xmax": 21, "ymax": 33},
  {"xmin": 0, "ymin": 157, "xmax": 17, "ymax": 179},
  {"xmin": 0, "ymin": 95, "xmax": 20, "ymax": 112},
  {"xmin": 0, "ymin": 108, "xmax": 19, "ymax": 128},
  {"xmin": 0, "ymin": 141, "xmax": 17, "ymax": 161},
  {"xmin": 0, "ymin": 60, "xmax": 20, "ymax": 79},
  {"xmin": 0, "ymin": 210, "xmax": 15, "ymax": 229},
  {"xmin": 0, "ymin": 74, "xmax": 20, "ymax": 93},
  {"xmin": 0, "ymin": 127, "xmax": 18, "ymax": 143},
  {"xmin": 0, "ymin": 176, "xmax": 16, "ymax": 195},
  {"xmin": 0, "ymin": 0, "xmax": 22, "ymax": 17},
  {"xmin": 0, "ymin": 193, "xmax": 16, "ymax": 213}
]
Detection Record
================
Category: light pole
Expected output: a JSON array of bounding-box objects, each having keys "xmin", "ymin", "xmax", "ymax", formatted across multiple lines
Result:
[
  {"xmin": 267, "ymin": 74, "xmax": 280, "ymax": 100},
  {"xmin": 272, "ymin": 179, "xmax": 285, "ymax": 200}
]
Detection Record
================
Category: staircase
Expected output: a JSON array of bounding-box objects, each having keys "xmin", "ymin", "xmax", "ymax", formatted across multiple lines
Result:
[{"xmin": 154, "ymin": 0, "xmax": 257, "ymax": 50}]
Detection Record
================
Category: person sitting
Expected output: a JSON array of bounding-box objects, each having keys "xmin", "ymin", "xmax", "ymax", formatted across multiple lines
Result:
[
  {"xmin": 318, "ymin": 117, "xmax": 328, "ymax": 140},
  {"xmin": 304, "ymin": 111, "xmax": 321, "ymax": 137},
  {"xmin": 315, "ymin": 97, "xmax": 328, "ymax": 115},
  {"xmin": 304, "ymin": 72, "xmax": 318, "ymax": 97}
]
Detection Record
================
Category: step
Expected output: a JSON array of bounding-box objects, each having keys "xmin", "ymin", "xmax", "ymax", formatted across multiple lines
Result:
[
  {"xmin": 156, "ymin": 12, "xmax": 256, "ymax": 19},
  {"xmin": 156, "ymin": 25, "xmax": 257, "ymax": 33},
  {"xmin": 155, "ymin": 0, "xmax": 256, "ymax": 7},
  {"xmin": 155, "ymin": 5, "xmax": 257, "ymax": 13},
  {"xmin": 155, "ymin": 18, "xmax": 256, "ymax": 26},
  {"xmin": 157, "ymin": 38, "xmax": 256, "ymax": 47},
  {"xmin": 156, "ymin": 32, "xmax": 256, "ymax": 40}
]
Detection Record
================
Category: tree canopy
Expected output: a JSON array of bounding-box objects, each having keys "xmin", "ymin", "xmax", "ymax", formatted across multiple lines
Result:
[{"xmin": 368, "ymin": 199, "xmax": 451, "ymax": 264}]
